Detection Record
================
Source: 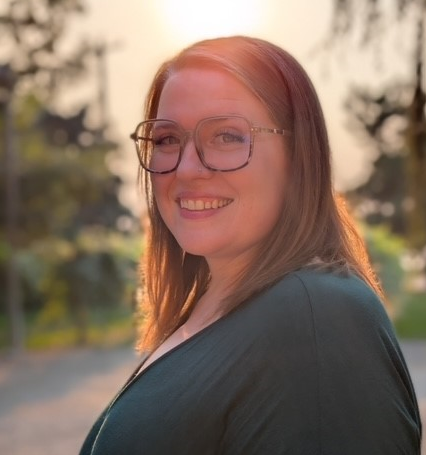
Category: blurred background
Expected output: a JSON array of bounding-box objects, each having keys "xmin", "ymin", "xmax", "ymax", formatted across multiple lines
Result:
[{"xmin": 0, "ymin": 0, "xmax": 425, "ymax": 453}]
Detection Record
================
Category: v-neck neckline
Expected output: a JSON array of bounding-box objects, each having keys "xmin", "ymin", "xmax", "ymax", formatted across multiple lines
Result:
[{"xmin": 109, "ymin": 307, "xmax": 238, "ymax": 407}]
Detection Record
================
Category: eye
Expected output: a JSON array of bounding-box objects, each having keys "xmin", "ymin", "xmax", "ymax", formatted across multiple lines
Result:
[
  {"xmin": 153, "ymin": 134, "xmax": 181, "ymax": 146},
  {"xmin": 214, "ymin": 130, "xmax": 246, "ymax": 144}
]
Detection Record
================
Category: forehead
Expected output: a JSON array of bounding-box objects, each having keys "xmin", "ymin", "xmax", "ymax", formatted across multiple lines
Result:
[{"xmin": 156, "ymin": 66, "xmax": 272, "ymax": 124}]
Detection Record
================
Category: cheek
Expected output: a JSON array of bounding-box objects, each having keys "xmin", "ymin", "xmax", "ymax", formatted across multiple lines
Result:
[
  {"xmin": 151, "ymin": 176, "xmax": 173, "ymax": 220},
  {"xmin": 240, "ymin": 175, "xmax": 285, "ymax": 233},
  {"xmin": 151, "ymin": 175, "xmax": 169, "ymax": 201},
  {"xmin": 261, "ymin": 167, "xmax": 288, "ymax": 228}
]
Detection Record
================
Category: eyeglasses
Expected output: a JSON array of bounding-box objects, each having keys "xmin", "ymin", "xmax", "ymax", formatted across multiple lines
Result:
[{"xmin": 130, "ymin": 115, "xmax": 290, "ymax": 174}]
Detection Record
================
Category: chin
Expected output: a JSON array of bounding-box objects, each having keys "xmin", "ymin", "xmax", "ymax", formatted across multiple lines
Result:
[{"xmin": 175, "ymin": 236, "xmax": 217, "ymax": 257}]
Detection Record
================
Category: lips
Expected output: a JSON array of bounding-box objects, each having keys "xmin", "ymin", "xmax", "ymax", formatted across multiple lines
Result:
[{"xmin": 179, "ymin": 198, "xmax": 233, "ymax": 211}]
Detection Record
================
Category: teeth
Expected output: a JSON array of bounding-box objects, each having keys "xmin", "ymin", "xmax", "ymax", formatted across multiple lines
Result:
[{"xmin": 180, "ymin": 199, "xmax": 232, "ymax": 211}]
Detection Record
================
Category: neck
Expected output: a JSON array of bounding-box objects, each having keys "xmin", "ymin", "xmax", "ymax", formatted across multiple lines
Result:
[{"xmin": 185, "ymin": 259, "xmax": 243, "ymax": 329}]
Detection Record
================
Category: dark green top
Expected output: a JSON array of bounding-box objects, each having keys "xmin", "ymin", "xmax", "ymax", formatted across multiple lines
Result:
[{"xmin": 80, "ymin": 269, "xmax": 422, "ymax": 454}]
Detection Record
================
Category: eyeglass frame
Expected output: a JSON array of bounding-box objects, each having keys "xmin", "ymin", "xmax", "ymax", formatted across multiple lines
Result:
[{"xmin": 130, "ymin": 115, "xmax": 291, "ymax": 174}]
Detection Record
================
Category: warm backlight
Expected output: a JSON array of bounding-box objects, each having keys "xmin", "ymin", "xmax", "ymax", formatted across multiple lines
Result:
[{"xmin": 157, "ymin": 0, "xmax": 263, "ymax": 43}]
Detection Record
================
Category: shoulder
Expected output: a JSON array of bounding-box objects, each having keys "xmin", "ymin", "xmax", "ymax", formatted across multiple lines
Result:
[
  {"xmin": 278, "ymin": 267, "xmax": 382, "ymax": 306},
  {"xmin": 270, "ymin": 268, "xmax": 388, "ymax": 324},
  {"xmin": 252, "ymin": 267, "xmax": 393, "ymax": 344},
  {"xmin": 272, "ymin": 268, "xmax": 402, "ymax": 375},
  {"xmin": 227, "ymin": 270, "xmax": 422, "ymax": 452},
  {"xmin": 237, "ymin": 267, "xmax": 397, "ymax": 358},
  {"xmin": 291, "ymin": 267, "xmax": 381, "ymax": 304},
  {"xmin": 291, "ymin": 268, "xmax": 390, "ymax": 333},
  {"xmin": 257, "ymin": 267, "xmax": 380, "ymax": 305}
]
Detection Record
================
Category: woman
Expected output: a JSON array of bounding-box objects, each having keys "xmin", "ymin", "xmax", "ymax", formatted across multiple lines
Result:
[{"xmin": 80, "ymin": 36, "xmax": 422, "ymax": 454}]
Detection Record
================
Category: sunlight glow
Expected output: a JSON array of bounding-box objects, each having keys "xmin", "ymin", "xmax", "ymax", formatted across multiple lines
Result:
[{"xmin": 157, "ymin": 0, "xmax": 264, "ymax": 44}]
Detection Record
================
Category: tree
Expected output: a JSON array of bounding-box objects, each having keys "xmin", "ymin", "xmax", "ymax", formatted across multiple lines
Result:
[
  {"xmin": 324, "ymin": 0, "xmax": 426, "ymax": 250},
  {"xmin": 0, "ymin": 0, "xmax": 90, "ymax": 98},
  {"xmin": 343, "ymin": 84, "xmax": 411, "ymax": 235},
  {"xmin": 0, "ymin": 0, "xmax": 91, "ymax": 352},
  {"xmin": 0, "ymin": 0, "xmax": 135, "ymax": 350}
]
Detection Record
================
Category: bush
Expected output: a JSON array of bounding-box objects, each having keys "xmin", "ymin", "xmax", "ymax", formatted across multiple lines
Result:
[
  {"xmin": 393, "ymin": 293, "xmax": 426, "ymax": 338},
  {"xmin": 363, "ymin": 224, "xmax": 426, "ymax": 338},
  {"xmin": 0, "ymin": 228, "xmax": 142, "ymax": 348},
  {"xmin": 363, "ymin": 224, "xmax": 405, "ymax": 311}
]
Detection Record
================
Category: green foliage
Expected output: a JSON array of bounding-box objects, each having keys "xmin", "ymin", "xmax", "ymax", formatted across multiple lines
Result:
[
  {"xmin": 40, "ymin": 228, "xmax": 141, "ymax": 311},
  {"xmin": 394, "ymin": 293, "xmax": 426, "ymax": 338},
  {"xmin": 1, "ymin": 94, "xmax": 137, "ymax": 327},
  {"xmin": 363, "ymin": 223, "xmax": 426, "ymax": 338},
  {"xmin": 363, "ymin": 224, "xmax": 406, "ymax": 307},
  {"xmin": 26, "ymin": 307, "xmax": 135, "ymax": 350},
  {"xmin": 0, "ymin": 230, "xmax": 142, "ymax": 348},
  {"xmin": 0, "ymin": 0, "xmax": 142, "ymax": 351},
  {"xmin": 1, "ymin": 95, "xmax": 132, "ymax": 247},
  {"xmin": 0, "ymin": 306, "xmax": 135, "ymax": 350}
]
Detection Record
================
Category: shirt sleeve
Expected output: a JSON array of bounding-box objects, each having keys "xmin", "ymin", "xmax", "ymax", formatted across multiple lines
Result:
[{"xmin": 220, "ymin": 271, "xmax": 422, "ymax": 455}]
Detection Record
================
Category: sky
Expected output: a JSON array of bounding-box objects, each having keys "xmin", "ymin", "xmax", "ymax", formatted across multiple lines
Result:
[{"xmin": 65, "ymin": 0, "xmax": 415, "ymax": 213}]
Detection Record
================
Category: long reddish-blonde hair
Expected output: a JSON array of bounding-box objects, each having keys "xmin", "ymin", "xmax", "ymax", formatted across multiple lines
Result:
[{"xmin": 137, "ymin": 36, "xmax": 383, "ymax": 352}]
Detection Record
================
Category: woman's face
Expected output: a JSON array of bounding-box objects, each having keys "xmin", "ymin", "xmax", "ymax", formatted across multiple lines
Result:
[{"xmin": 152, "ymin": 66, "xmax": 289, "ymax": 273}]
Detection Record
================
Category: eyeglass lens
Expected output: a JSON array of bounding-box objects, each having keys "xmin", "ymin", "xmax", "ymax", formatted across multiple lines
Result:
[{"xmin": 135, "ymin": 116, "xmax": 252, "ymax": 173}]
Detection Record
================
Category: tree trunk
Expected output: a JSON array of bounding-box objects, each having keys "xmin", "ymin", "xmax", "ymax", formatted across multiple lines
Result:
[
  {"xmin": 406, "ymin": 14, "xmax": 426, "ymax": 250},
  {"xmin": 3, "ymin": 83, "xmax": 26, "ymax": 353}
]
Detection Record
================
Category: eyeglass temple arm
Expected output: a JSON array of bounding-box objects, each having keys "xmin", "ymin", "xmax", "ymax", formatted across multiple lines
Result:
[
  {"xmin": 130, "ymin": 133, "xmax": 154, "ymax": 141},
  {"xmin": 252, "ymin": 126, "xmax": 291, "ymax": 136}
]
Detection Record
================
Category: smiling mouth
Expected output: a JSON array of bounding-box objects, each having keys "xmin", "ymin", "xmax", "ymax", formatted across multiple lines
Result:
[{"xmin": 179, "ymin": 199, "xmax": 233, "ymax": 211}]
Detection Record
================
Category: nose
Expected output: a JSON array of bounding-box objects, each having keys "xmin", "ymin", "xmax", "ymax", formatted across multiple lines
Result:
[{"xmin": 175, "ymin": 136, "xmax": 210, "ymax": 178}]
